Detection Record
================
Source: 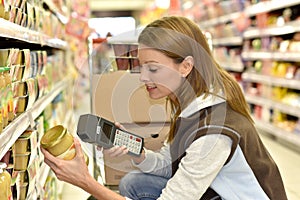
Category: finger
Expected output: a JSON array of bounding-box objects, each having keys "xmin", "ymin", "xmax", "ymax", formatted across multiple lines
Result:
[
  {"xmin": 114, "ymin": 122, "xmax": 121, "ymax": 128},
  {"xmin": 43, "ymin": 157, "xmax": 58, "ymax": 171},
  {"xmin": 40, "ymin": 148, "xmax": 59, "ymax": 171},
  {"xmin": 119, "ymin": 146, "xmax": 129, "ymax": 156},
  {"xmin": 73, "ymin": 137, "xmax": 84, "ymax": 157},
  {"xmin": 115, "ymin": 122, "xmax": 125, "ymax": 130},
  {"xmin": 103, "ymin": 145, "xmax": 119, "ymax": 155},
  {"xmin": 40, "ymin": 147, "xmax": 58, "ymax": 163},
  {"xmin": 110, "ymin": 145, "xmax": 128, "ymax": 157}
]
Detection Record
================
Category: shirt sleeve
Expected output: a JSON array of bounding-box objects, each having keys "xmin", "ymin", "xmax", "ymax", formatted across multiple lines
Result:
[
  {"xmin": 132, "ymin": 141, "xmax": 172, "ymax": 178},
  {"xmin": 158, "ymin": 134, "xmax": 232, "ymax": 200}
]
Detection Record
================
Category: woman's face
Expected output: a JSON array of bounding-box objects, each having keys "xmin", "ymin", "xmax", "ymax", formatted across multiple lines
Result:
[{"xmin": 138, "ymin": 46, "xmax": 183, "ymax": 100}]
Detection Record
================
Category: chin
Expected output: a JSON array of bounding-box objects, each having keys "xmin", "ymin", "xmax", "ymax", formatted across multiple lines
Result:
[{"xmin": 148, "ymin": 94, "xmax": 165, "ymax": 100}]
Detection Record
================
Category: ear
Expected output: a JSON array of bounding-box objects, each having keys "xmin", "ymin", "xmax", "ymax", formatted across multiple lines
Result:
[{"xmin": 179, "ymin": 56, "xmax": 194, "ymax": 78}]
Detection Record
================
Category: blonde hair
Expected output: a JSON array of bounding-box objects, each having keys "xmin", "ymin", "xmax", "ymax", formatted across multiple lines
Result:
[{"xmin": 138, "ymin": 16, "xmax": 253, "ymax": 142}]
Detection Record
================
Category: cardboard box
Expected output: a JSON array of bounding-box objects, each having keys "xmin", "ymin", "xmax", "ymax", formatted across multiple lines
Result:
[
  {"xmin": 92, "ymin": 71, "xmax": 171, "ymax": 123},
  {"xmin": 99, "ymin": 122, "xmax": 170, "ymax": 186}
]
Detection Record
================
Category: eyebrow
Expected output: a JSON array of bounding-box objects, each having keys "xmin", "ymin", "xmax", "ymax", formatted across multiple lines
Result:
[{"xmin": 142, "ymin": 60, "xmax": 160, "ymax": 65}]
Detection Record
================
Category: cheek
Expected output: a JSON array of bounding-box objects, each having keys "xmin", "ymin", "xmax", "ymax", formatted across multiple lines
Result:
[{"xmin": 153, "ymin": 71, "xmax": 182, "ymax": 92}]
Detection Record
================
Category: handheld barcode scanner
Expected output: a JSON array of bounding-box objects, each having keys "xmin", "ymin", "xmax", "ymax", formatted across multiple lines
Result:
[{"xmin": 77, "ymin": 114, "xmax": 144, "ymax": 156}]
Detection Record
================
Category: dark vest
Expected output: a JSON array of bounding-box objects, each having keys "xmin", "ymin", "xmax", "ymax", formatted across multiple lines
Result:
[{"xmin": 170, "ymin": 102, "xmax": 287, "ymax": 200}]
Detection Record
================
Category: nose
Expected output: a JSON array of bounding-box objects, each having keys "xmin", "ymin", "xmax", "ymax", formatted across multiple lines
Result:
[{"xmin": 139, "ymin": 68, "xmax": 150, "ymax": 83}]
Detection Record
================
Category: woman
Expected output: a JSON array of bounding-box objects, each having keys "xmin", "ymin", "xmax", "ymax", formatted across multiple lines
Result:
[{"xmin": 41, "ymin": 16, "xmax": 287, "ymax": 200}]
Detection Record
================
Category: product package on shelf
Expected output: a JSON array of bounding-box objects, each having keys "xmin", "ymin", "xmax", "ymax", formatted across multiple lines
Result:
[
  {"xmin": 0, "ymin": 128, "xmax": 40, "ymax": 200},
  {"xmin": 110, "ymin": 43, "xmax": 140, "ymax": 71}
]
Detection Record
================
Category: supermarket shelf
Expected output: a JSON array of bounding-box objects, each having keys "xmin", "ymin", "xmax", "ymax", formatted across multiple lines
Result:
[
  {"xmin": 242, "ymin": 72, "xmax": 300, "ymax": 90},
  {"xmin": 242, "ymin": 51, "xmax": 300, "ymax": 62},
  {"xmin": 0, "ymin": 18, "xmax": 68, "ymax": 49},
  {"xmin": 199, "ymin": 12, "xmax": 241, "ymax": 28},
  {"xmin": 245, "ymin": 0, "xmax": 300, "ymax": 17},
  {"xmin": 212, "ymin": 36, "xmax": 243, "ymax": 46},
  {"xmin": 0, "ymin": 78, "xmax": 71, "ymax": 160},
  {"xmin": 245, "ymin": 94, "xmax": 300, "ymax": 117},
  {"xmin": 199, "ymin": 0, "xmax": 300, "ymax": 28},
  {"xmin": 244, "ymin": 21, "xmax": 300, "ymax": 38},
  {"xmin": 219, "ymin": 61, "xmax": 244, "ymax": 72},
  {"xmin": 254, "ymin": 117, "xmax": 300, "ymax": 152}
]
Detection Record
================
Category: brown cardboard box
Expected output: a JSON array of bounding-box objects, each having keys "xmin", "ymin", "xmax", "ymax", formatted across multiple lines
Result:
[
  {"xmin": 100, "ymin": 122, "xmax": 170, "ymax": 186},
  {"xmin": 92, "ymin": 71, "xmax": 171, "ymax": 123},
  {"xmin": 92, "ymin": 71, "xmax": 171, "ymax": 185}
]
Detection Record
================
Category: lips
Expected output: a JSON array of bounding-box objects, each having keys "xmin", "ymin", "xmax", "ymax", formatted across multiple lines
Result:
[{"xmin": 146, "ymin": 84, "xmax": 157, "ymax": 91}]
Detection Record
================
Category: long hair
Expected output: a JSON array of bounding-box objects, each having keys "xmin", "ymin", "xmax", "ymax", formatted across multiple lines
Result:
[{"xmin": 138, "ymin": 16, "xmax": 253, "ymax": 142}]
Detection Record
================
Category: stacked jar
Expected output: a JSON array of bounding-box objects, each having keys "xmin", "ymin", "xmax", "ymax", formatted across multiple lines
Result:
[
  {"xmin": 3, "ymin": 67, "xmax": 14, "ymax": 123},
  {"xmin": 0, "ymin": 67, "xmax": 5, "ymax": 133},
  {"xmin": 0, "ymin": 67, "xmax": 14, "ymax": 133},
  {"xmin": 0, "ymin": 68, "xmax": 8, "ymax": 132},
  {"xmin": 0, "ymin": 162, "xmax": 12, "ymax": 200}
]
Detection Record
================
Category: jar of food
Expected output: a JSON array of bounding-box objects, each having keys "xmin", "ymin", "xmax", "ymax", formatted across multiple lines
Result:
[
  {"xmin": 0, "ymin": 67, "xmax": 8, "ymax": 128},
  {"xmin": 41, "ymin": 125, "xmax": 89, "ymax": 164},
  {"xmin": 0, "ymin": 162, "xmax": 12, "ymax": 200},
  {"xmin": 3, "ymin": 67, "xmax": 14, "ymax": 122},
  {"xmin": 0, "ymin": 67, "xmax": 6, "ymax": 133},
  {"xmin": 40, "ymin": 125, "xmax": 73, "ymax": 157}
]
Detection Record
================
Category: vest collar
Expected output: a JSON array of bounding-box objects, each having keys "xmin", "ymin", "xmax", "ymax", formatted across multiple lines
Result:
[{"xmin": 179, "ymin": 93, "xmax": 225, "ymax": 118}]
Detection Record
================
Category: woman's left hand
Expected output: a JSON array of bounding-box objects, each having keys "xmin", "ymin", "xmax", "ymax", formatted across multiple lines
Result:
[{"xmin": 41, "ymin": 137, "xmax": 91, "ymax": 188}]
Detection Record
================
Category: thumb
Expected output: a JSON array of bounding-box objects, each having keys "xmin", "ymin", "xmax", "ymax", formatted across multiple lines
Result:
[{"xmin": 115, "ymin": 122, "xmax": 125, "ymax": 130}]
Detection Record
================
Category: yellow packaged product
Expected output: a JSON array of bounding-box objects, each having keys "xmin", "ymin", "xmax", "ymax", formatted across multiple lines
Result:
[
  {"xmin": 0, "ymin": 162, "xmax": 12, "ymax": 200},
  {"xmin": 3, "ymin": 67, "xmax": 14, "ymax": 122},
  {"xmin": 0, "ymin": 67, "xmax": 7, "ymax": 130},
  {"xmin": 41, "ymin": 125, "xmax": 89, "ymax": 164}
]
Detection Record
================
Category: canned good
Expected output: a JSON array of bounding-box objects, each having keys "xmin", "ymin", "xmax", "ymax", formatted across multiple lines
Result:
[
  {"xmin": 13, "ymin": 152, "xmax": 30, "ymax": 171},
  {"xmin": 17, "ymin": 182, "xmax": 28, "ymax": 200},
  {"xmin": 17, "ymin": 170, "xmax": 28, "ymax": 184},
  {"xmin": 3, "ymin": 67, "xmax": 14, "ymax": 122},
  {"xmin": 0, "ymin": 68, "xmax": 8, "ymax": 128},
  {"xmin": 0, "ymin": 68, "xmax": 5, "ymax": 133},
  {"xmin": 12, "ymin": 81, "xmax": 27, "ymax": 97},
  {"xmin": 0, "ymin": 49, "xmax": 10, "ymax": 66},
  {"xmin": 0, "ymin": 162, "xmax": 12, "ymax": 199},
  {"xmin": 14, "ymin": 95, "xmax": 28, "ymax": 115},
  {"xmin": 13, "ymin": 137, "xmax": 29, "ymax": 154}
]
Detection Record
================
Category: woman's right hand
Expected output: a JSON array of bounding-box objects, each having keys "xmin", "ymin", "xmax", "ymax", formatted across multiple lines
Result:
[
  {"xmin": 97, "ymin": 121, "xmax": 128, "ymax": 157},
  {"xmin": 97, "ymin": 122, "xmax": 146, "ymax": 163},
  {"xmin": 97, "ymin": 145, "xmax": 129, "ymax": 157}
]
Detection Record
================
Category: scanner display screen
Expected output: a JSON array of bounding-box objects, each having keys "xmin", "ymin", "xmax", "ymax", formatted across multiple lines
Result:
[{"xmin": 101, "ymin": 122, "xmax": 113, "ymax": 143}]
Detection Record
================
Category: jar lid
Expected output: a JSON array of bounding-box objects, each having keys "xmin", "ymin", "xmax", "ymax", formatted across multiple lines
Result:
[{"xmin": 40, "ymin": 125, "xmax": 67, "ymax": 148}]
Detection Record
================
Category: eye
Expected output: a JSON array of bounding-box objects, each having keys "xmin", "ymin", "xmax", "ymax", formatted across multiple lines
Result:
[
  {"xmin": 147, "ymin": 64, "xmax": 159, "ymax": 72},
  {"xmin": 140, "ymin": 63, "xmax": 161, "ymax": 73},
  {"xmin": 148, "ymin": 67, "xmax": 157, "ymax": 72}
]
